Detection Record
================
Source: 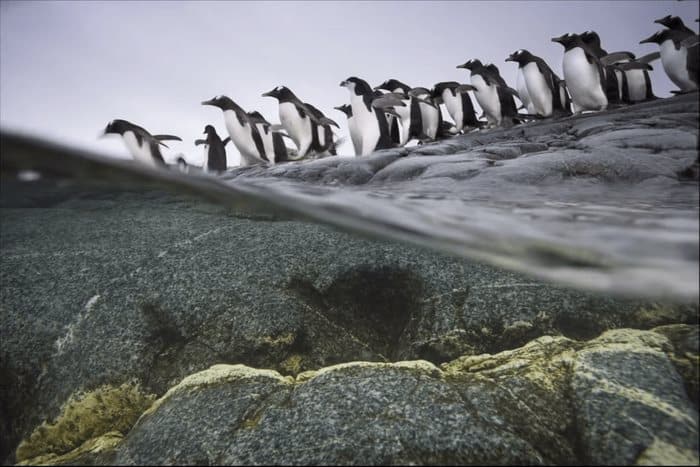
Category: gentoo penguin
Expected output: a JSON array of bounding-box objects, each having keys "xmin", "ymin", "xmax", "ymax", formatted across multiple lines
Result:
[
  {"xmin": 580, "ymin": 31, "xmax": 623, "ymax": 105},
  {"xmin": 551, "ymin": 33, "xmax": 608, "ymax": 113},
  {"xmin": 246, "ymin": 110, "xmax": 296, "ymax": 164},
  {"xmin": 607, "ymin": 53, "xmax": 659, "ymax": 103},
  {"xmin": 262, "ymin": 86, "xmax": 327, "ymax": 159},
  {"xmin": 102, "ymin": 119, "xmax": 181, "ymax": 167},
  {"xmin": 640, "ymin": 29, "xmax": 698, "ymax": 91},
  {"xmin": 194, "ymin": 125, "xmax": 230, "ymax": 173},
  {"xmin": 655, "ymin": 15, "xmax": 697, "ymax": 36},
  {"xmin": 339, "ymin": 77, "xmax": 393, "ymax": 155},
  {"xmin": 201, "ymin": 95, "xmax": 269, "ymax": 166},
  {"xmin": 334, "ymin": 104, "xmax": 361, "ymax": 156},
  {"xmin": 506, "ymin": 49, "xmax": 571, "ymax": 117},
  {"xmin": 432, "ymin": 81, "xmax": 479, "ymax": 132},
  {"xmin": 456, "ymin": 59, "xmax": 519, "ymax": 127}
]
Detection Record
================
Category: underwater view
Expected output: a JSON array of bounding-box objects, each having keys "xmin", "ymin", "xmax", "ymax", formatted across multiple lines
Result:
[{"xmin": 1, "ymin": 1, "xmax": 699, "ymax": 465}]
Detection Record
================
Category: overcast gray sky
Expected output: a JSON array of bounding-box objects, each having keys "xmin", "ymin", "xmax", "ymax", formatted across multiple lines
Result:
[{"xmin": 1, "ymin": 1, "xmax": 697, "ymax": 165}]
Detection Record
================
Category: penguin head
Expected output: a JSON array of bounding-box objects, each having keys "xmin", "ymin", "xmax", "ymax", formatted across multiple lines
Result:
[
  {"xmin": 654, "ymin": 15, "xmax": 684, "ymax": 30},
  {"xmin": 506, "ymin": 49, "xmax": 534, "ymax": 66},
  {"xmin": 432, "ymin": 81, "xmax": 460, "ymax": 97},
  {"xmin": 456, "ymin": 59, "xmax": 482, "ymax": 70},
  {"xmin": 580, "ymin": 30, "xmax": 602, "ymax": 47},
  {"xmin": 340, "ymin": 77, "xmax": 372, "ymax": 95},
  {"xmin": 203, "ymin": 124, "xmax": 216, "ymax": 135},
  {"xmin": 551, "ymin": 33, "xmax": 580, "ymax": 49},
  {"xmin": 374, "ymin": 79, "xmax": 411, "ymax": 94},
  {"xmin": 103, "ymin": 119, "xmax": 132, "ymax": 136},
  {"xmin": 262, "ymin": 86, "xmax": 293, "ymax": 101},
  {"xmin": 334, "ymin": 104, "xmax": 352, "ymax": 117},
  {"xmin": 201, "ymin": 95, "xmax": 237, "ymax": 110}
]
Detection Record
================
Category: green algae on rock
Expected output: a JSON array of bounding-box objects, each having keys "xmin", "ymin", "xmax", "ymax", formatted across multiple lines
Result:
[{"xmin": 15, "ymin": 382, "xmax": 154, "ymax": 464}]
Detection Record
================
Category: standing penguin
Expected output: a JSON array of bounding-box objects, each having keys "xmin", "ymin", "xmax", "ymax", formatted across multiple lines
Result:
[
  {"xmin": 262, "ymin": 86, "xmax": 331, "ymax": 159},
  {"xmin": 334, "ymin": 104, "xmax": 361, "ymax": 156},
  {"xmin": 655, "ymin": 15, "xmax": 697, "ymax": 36},
  {"xmin": 375, "ymin": 79, "xmax": 425, "ymax": 144},
  {"xmin": 551, "ymin": 33, "xmax": 608, "ymax": 113},
  {"xmin": 194, "ymin": 124, "xmax": 230, "ymax": 172},
  {"xmin": 456, "ymin": 59, "xmax": 519, "ymax": 127},
  {"xmin": 506, "ymin": 49, "xmax": 571, "ymax": 117},
  {"xmin": 609, "ymin": 53, "xmax": 659, "ymax": 103},
  {"xmin": 201, "ymin": 95, "xmax": 269, "ymax": 166},
  {"xmin": 246, "ymin": 111, "xmax": 296, "ymax": 164},
  {"xmin": 102, "ymin": 119, "xmax": 181, "ymax": 168},
  {"xmin": 580, "ymin": 30, "xmax": 623, "ymax": 105},
  {"xmin": 339, "ymin": 77, "xmax": 393, "ymax": 155},
  {"xmin": 640, "ymin": 29, "xmax": 698, "ymax": 91},
  {"xmin": 432, "ymin": 82, "xmax": 479, "ymax": 132},
  {"xmin": 408, "ymin": 87, "xmax": 442, "ymax": 141}
]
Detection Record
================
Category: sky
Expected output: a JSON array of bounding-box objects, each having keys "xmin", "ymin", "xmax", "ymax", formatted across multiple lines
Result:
[{"xmin": 1, "ymin": 1, "xmax": 698, "ymax": 165}]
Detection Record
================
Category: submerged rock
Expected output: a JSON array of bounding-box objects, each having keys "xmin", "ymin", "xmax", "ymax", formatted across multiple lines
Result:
[{"xmin": 14, "ymin": 327, "xmax": 697, "ymax": 465}]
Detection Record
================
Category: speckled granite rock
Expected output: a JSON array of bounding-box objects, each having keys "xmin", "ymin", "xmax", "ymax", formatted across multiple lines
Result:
[{"xmin": 14, "ymin": 327, "xmax": 698, "ymax": 465}]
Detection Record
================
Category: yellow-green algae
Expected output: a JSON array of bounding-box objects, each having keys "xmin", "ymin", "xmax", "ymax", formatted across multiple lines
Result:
[
  {"xmin": 635, "ymin": 438, "xmax": 699, "ymax": 466},
  {"xmin": 17, "ymin": 431, "xmax": 123, "ymax": 466},
  {"xmin": 295, "ymin": 359, "xmax": 442, "ymax": 383},
  {"xmin": 15, "ymin": 382, "xmax": 155, "ymax": 463}
]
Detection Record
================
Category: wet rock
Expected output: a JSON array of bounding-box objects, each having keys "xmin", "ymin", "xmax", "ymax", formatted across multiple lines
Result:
[{"xmin": 20, "ymin": 327, "xmax": 696, "ymax": 465}]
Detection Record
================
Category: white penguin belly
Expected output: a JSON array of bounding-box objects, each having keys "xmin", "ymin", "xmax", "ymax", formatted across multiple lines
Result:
[
  {"xmin": 279, "ymin": 102, "xmax": 312, "ymax": 149},
  {"xmin": 122, "ymin": 131, "xmax": 157, "ymax": 167},
  {"xmin": 516, "ymin": 69, "xmax": 535, "ymax": 114},
  {"xmin": 660, "ymin": 40, "xmax": 694, "ymax": 91},
  {"xmin": 563, "ymin": 48, "xmax": 607, "ymax": 111},
  {"xmin": 202, "ymin": 144, "xmax": 210, "ymax": 172},
  {"xmin": 256, "ymin": 124, "xmax": 276, "ymax": 164},
  {"xmin": 442, "ymin": 90, "xmax": 463, "ymax": 130},
  {"xmin": 418, "ymin": 99, "xmax": 439, "ymax": 139},
  {"xmin": 523, "ymin": 63, "xmax": 552, "ymax": 116},
  {"xmin": 470, "ymin": 74, "xmax": 500, "ymax": 124},
  {"xmin": 223, "ymin": 110, "xmax": 260, "ymax": 165},
  {"xmin": 347, "ymin": 116, "xmax": 361, "ymax": 156},
  {"xmin": 350, "ymin": 94, "xmax": 380, "ymax": 156},
  {"xmin": 625, "ymin": 69, "xmax": 648, "ymax": 102}
]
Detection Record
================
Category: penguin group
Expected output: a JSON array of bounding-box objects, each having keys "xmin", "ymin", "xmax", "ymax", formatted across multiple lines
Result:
[{"xmin": 103, "ymin": 13, "xmax": 698, "ymax": 169}]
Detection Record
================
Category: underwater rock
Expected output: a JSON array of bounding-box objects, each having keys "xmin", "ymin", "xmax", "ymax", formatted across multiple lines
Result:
[{"xmin": 18, "ymin": 327, "xmax": 696, "ymax": 465}]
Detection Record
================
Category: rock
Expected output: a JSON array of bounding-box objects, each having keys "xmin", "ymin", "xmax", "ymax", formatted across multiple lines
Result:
[{"xmin": 17, "ymin": 327, "xmax": 695, "ymax": 465}]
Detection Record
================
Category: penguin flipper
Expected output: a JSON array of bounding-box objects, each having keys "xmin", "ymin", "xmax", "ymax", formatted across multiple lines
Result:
[
  {"xmin": 153, "ymin": 134, "xmax": 182, "ymax": 142},
  {"xmin": 222, "ymin": 137, "xmax": 231, "ymax": 146},
  {"xmin": 194, "ymin": 139, "xmax": 207, "ymax": 146},
  {"xmin": 455, "ymin": 84, "xmax": 477, "ymax": 93},
  {"xmin": 600, "ymin": 51, "xmax": 636, "ymax": 65},
  {"xmin": 681, "ymin": 35, "xmax": 700, "ymax": 48},
  {"xmin": 637, "ymin": 52, "xmax": 661, "ymax": 64}
]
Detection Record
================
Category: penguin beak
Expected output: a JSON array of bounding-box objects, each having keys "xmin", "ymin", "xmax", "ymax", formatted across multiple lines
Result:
[
  {"xmin": 261, "ymin": 89, "xmax": 275, "ymax": 98},
  {"xmin": 551, "ymin": 35, "xmax": 566, "ymax": 44},
  {"xmin": 505, "ymin": 55, "xmax": 515, "ymax": 62},
  {"xmin": 339, "ymin": 80, "xmax": 348, "ymax": 87},
  {"xmin": 639, "ymin": 34, "xmax": 656, "ymax": 44},
  {"xmin": 201, "ymin": 99, "xmax": 215, "ymax": 106},
  {"xmin": 456, "ymin": 63, "xmax": 468, "ymax": 69}
]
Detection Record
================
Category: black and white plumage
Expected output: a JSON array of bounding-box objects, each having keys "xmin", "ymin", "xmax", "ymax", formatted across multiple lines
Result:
[
  {"xmin": 201, "ymin": 95, "xmax": 271, "ymax": 166},
  {"xmin": 580, "ymin": 31, "xmax": 623, "ymax": 105},
  {"xmin": 456, "ymin": 59, "xmax": 519, "ymax": 128},
  {"xmin": 102, "ymin": 119, "xmax": 181, "ymax": 168},
  {"xmin": 641, "ymin": 28, "xmax": 698, "ymax": 92},
  {"xmin": 506, "ymin": 49, "xmax": 571, "ymax": 117},
  {"xmin": 340, "ymin": 77, "xmax": 393, "ymax": 155},
  {"xmin": 334, "ymin": 104, "xmax": 360, "ymax": 156},
  {"xmin": 551, "ymin": 33, "xmax": 608, "ymax": 114},
  {"xmin": 246, "ymin": 110, "xmax": 296, "ymax": 164},
  {"xmin": 432, "ymin": 82, "xmax": 479, "ymax": 132},
  {"xmin": 194, "ymin": 124, "xmax": 230, "ymax": 173},
  {"xmin": 375, "ymin": 79, "xmax": 424, "ymax": 146}
]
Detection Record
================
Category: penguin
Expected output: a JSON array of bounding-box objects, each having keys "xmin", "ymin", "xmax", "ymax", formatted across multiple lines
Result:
[
  {"xmin": 334, "ymin": 104, "xmax": 361, "ymax": 156},
  {"xmin": 506, "ymin": 49, "xmax": 571, "ymax": 117},
  {"xmin": 194, "ymin": 125, "xmax": 230, "ymax": 173},
  {"xmin": 432, "ymin": 81, "xmax": 479, "ymax": 132},
  {"xmin": 640, "ymin": 29, "xmax": 698, "ymax": 91},
  {"xmin": 303, "ymin": 103, "xmax": 340, "ymax": 157},
  {"xmin": 456, "ymin": 59, "xmax": 519, "ymax": 127},
  {"xmin": 654, "ymin": 15, "xmax": 697, "ymax": 36},
  {"xmin": 201, "ymin": 95, "xmax": 269, "ymax": 166},
  {"xmin": 579, "ymin": 30, "xmax": 626, "ymax": 105},
  {"xmin": 246, "ymin": 110, "xmax": 296, "ymax": 164},
  {"xmin": 102, "ymin": 119, "xmax": 181, "ymax": 167},
  {"xmin": 551, "ymin": 33, "xmax": 608, "ymax": 113},
  {"xmin": 262, "ymin": 86, "xmax": 331, "ymax": 159},
  {"xmin": 175, "ymin": 156, "xmax": 189, "ymax": 173},
  {"xmin": 375, "ymin": 79, "xmax": 424, "ymax": 144},
  {"xmin": 514, "ymin": 65, "xmax": 535, "ymax": 114},
  {"xmin": 339, "ymin": 77, "xmax": 393, "ymax": 155},
  {"xmin": 407, "ymin": 87, "xmax": 442, "ymax": 141}
]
